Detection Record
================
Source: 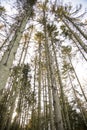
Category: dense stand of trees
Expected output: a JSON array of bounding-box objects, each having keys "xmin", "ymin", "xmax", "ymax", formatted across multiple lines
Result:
[{"xmin": 0, "ymin": 0, "xmax": 87, "ymax": 130}]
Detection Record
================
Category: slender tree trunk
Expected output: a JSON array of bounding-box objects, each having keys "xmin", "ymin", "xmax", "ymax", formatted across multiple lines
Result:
[
  {"xmin": 68, "ymin": 55, "xmax": 87, "ymax": 102},
  {"xmin": 1, "ymin": 74, "xmax": 19, "ymax": 130},
  {"xmin": 0, "ymin": 9, "xmax": 32, "ymax": 92},
  {"xmin": 0, "ymin": 28, "xmax": 15, "ymax": 51},
  {"xmin": 43, "ymin": 8, "xmax": 64, "ymax": 130},
  {"xmin": 64, "ymin": 98, "xmax": 72, "ymax": 130},
  {"xmin": 71, "ymin": 36, "xmax": 87, "ymax": 61},
  {"xmin": 32, "ymin": 56, "xmax": 37, "ymax": 130},
  {"xmin": 4, "ymin": 41, "xmax": 28, "ymax": 130},
  {"xmin": 68, "ymin": 71, "xmax": 87, "ymax": 127},
  {"xmin": 47, "ymin": 70, "xmax": 55, "ymax": 130},
  {"xmin": 51, "ymin": 40, "xmax": 69, "ymax": 129},
  {"xmin": 42, "ymin": 73, "xmax": 46, "ymax": 130},
  {"xmin": 64, "ymin": 15, "xmax": 87, "ymax": 40},
  {"xmin": 45, "ymin": 77, "xmax": 48, "ymax": 130},
  {"xmin": 62, "ymin": 20, "xmax": 87, "ymax": 53},
  {"xmin": 38, "ymin": 42, "xmax": 42, "ymax": 130},
  {"xmin": 6, "ymin": 71, "xmax": 22, "ymax": 130}
]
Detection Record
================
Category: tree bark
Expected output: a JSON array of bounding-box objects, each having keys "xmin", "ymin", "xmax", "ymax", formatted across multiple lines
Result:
[
  {"xmin": 62, "ymin": 20, "xmax": 87, "ymax": 53},
  {"xmin": 43, "ymin": 8, "xmax": 64, "ymax": 130},
  {"xmin": 0, "ymin": 10, "xmax": 31, "ymax": 92},
  {"xmin": 64, "ymin": 15, "xmax": 87, "ymax": 40}
]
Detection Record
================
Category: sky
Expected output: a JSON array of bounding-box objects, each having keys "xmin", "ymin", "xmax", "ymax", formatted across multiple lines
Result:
[
  {"xmin": 0, "ymin": 0, "xmax": 87, "ymax": 84},
  {"xmin": 63, "ymin": 0, "xmax": 87, "ymax": 84},
  {"xmin": 0, "ymin": 0, "xmax": 87, "ymax": 121},
  {"xmin": 64, "ymin": 0, "xmax": 87, "ymax": 7},
  {"xmin": 1, "ymin": 0, "xmax": 87, "ymax": 16}
]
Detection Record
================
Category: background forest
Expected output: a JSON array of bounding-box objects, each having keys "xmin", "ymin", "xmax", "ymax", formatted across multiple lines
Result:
[{"xmin": 0, "ymin": 0, "xmax": 87, "ymax": 130}]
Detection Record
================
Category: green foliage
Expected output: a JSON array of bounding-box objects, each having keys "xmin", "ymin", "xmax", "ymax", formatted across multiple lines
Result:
[
  {"xmin": 0, "ymin": 6, "xmax": 5, "ymax": 15},
  {"xmin": 17, "ymin": 0, "xmax": 37, "ymax": 12},
  {"xmin": 60, "ymin": 25, "xmax": 72, "ymax": 38},
  {"xmin": 46, "ymin": 23, "xmax": 59, "ymax": 42},
  {"xmin": 61, "ymin": 45, "xmax": 72, "ymax": 55},
  {"xmin": 34, "ymin": 31, "xmax": 44, "ymax": 43},
  {"xmin": 19, "ymin": 0, "xmax": 37, "ymax": 6},
  {"xmin": 0, "ymin": 1, "xmax": 87, "ymax": 130}
]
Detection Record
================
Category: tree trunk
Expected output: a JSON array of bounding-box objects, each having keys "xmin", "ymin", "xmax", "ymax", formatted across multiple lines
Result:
[
  {"xmin": 51, "ymin": 40, "xmax": 72, "ymax": 130},
  {"xmin": 47, "ymin": 70, "xmax": 55, "ymax": 130},
  {"xmin": 71, "ymin": 36, "xmax": 87, "ymax": 61},
  {"xmin": 68, "ymin": 71, "xmax": 87, "ymax": 127},
  {"xmin": 43, "ymin": 8, "xmax": 64, "ymax": 130},
  {"xmin": 32, "ymin": 56, "xmax": 37, "ymax": 130},
  {"xmin": 38, "ymin": 42, "xmax": 42, "ymax": 130},
  {"xmin": 62, "ymin": 20, "xmax": 87, "ymax": 53},
  {"xmin": 0, "ymin": 10, "xmax": 31, "ymax": 92},
  {"xmin": 68, "ymin": 55, "xmax": 87, "ymax": 102},
  {"xmin": 64, "ymin": 15, "xmax": 87, "ymax": 40}
]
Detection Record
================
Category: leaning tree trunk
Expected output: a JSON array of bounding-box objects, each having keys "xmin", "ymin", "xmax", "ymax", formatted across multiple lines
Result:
[
  {"xmin": 51, "ymin": 39, "xmax": 71, "ymax": 130},
  {"xmin": 64, "ymin": 15, "xmax": 87, "ymax": 40},
  {"xmin": 68, "ymin": 55, "xmax": 87, "ymax": 102},
  {"xmin": 71, "ymin": 36, "xmax": 87, "ymax": 61},
  {"xmin": 0, "ymin": 9, "xmax": 32, "ymax": 92},
  {"xmin": 68, "ymin": 71, "xmax": 87, "ymax": 127},
  {"xmin": 62, "ymin": 20, "xmax": 87, "ymax": 53}
]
